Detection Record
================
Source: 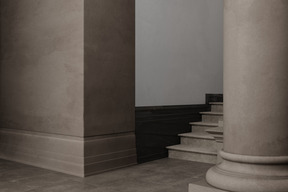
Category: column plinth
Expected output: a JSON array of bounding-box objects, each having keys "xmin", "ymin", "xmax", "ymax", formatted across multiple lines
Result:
[
  {"xmin": 207, "ymin": 151, "xmax": 288, "ymax": 192},
  {"xmin": 206, "ymin": 0, "xmax": 288, "ymax": 191}
]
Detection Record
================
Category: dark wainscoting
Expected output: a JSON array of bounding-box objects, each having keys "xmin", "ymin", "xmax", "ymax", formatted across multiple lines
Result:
[
  {"xmin": 136, "ymin": 94, "xmax": 223, "ymax": 164},
  {"xmin": 135, "ymin": 104, "xmax": 209, "ymax": 163},
  {"xmin": 205, "ymin": 93, "xmax": 223, "ymax": 104}
]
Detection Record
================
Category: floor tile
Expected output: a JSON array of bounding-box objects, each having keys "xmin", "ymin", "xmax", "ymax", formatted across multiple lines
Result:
[{"xmin": 0, "ymin": 158, "xmax": 214, "ymax": 192}]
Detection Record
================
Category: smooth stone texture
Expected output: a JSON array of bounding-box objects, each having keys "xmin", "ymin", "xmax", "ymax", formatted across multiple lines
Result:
[
  {"xmin": 168, "ymin": 145, "xmax": 217, "ymax": 164},
  {"xmin": 0, "ymin": 128, "xmax": 85, "ymax": 176},
  {"xmin": 0, "ymin": 129, "xmax": 136, "ymax": 177},
  {"xmin": 191, "ymin": 125, "xmax": 217, "ymax": 133},
  {"xmin": 0, "ymin": 0, "xmax": 84, "ymax": 136},
  {"xmin": 210, "ymin": 104, "xmax": 223, "ymax": 113},
  {"xmin": 223, "ymin": 0, "xmax": 288, "ymax": 156},
  {"xmin": 0, "ymin": 0, "xmax": 136, "ymax": 176},
  {"xmin": 83, "ymin": 0, "xmax": 137, "ymax": 173},
  {"xmin": 180, "ymin": 134, "xmax": 217, "ymax": 150},
  {"xmin": 168, "ymin": 101, "xmax": 221, "ymax": 164},
  {"xmin": 190, "ymin": 122, "xmax": 219, "ymax": 133},
  {"xmin": 202, "ymin": 114, "xmax": 223, "ymax": 124},
  {"xmin": 207, "ymin": 1, "xmax": 288, "ymax": 191},
  {"xmin": 0, "ymin": 158, "xmax": 213, "ymax": 192},
  {"xmin": 84, "ymin": 0, "xmax": 135, "ymax": 136}
]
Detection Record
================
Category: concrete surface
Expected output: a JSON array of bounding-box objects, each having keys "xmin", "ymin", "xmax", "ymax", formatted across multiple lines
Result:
[{"xmin": 0, "ymin": 158, "xmax": 213, "ymax": 192}]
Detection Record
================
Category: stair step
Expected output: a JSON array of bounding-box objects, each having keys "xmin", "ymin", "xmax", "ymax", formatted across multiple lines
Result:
[
  {"xmin": 206, "ymin": 128, "xmax": 223, "ymax": 135},
  {"xmin": 167, "ymin": 145, "xmax": 217, "ymax": 155},
  {"xmin": 201, "ymin": 112, "xmax": 223, "ymax": 123},
  {"xmin": 210, "ymin": 102, "xmax": 223, "ymax": 112},
  {"xmin": 179, "ymin": 132, "xmax": 214, "ymax": 140},
  {"xmin": 179, "ymin": 132, "xmax": 216, "ymax": 149},
  {"xmin": 167, "ymin": 145, "xmax": 217, "ymax": 164},
  {"xmin": 190, "ymin": 122, "xmax": 219, "ymax": 133},
  {"xmin": 215, "ymin": 137, "xmax": 224, "ymax": 142},
  {"xmin": 206, "ymin": 128, "xmax": 224, "ymax": 143},
  {"xmin": 190, "ymin": 122, "xmax": 218, "ymax": 127}
]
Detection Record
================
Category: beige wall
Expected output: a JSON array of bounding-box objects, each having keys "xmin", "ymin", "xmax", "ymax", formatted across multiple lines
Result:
[
  {"xmin": 0, "ymin": 0, "xmax": 84, "ymax": 136},
  {"xmin": 0, "ymin": 0, "xmax": 136, "ymax": 176},
  {"xmin": 84, "ymin": 0, "xmax": 135, "ymax": 136}
]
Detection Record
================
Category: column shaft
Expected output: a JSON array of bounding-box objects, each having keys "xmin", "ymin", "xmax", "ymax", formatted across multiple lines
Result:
[{"xmin": 206, "ymin": 1, "xmax": 288, "ymax": 191}]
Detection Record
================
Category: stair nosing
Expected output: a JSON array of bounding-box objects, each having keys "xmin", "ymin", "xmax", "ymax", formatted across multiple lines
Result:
[
  {"xmin": 189, "ymin": 122, "xmax": 218, "ymax": 127},
  {"xmin": 179, "ymin": 132, "xmax": 215, "ymax": 140},
  {"xmin": 206, "ymin": 128, "xmax": 223, "ymax": 135}
]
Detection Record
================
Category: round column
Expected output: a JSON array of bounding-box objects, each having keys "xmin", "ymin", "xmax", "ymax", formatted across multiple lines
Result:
[{"xmin": 206, "ymin": 1, "xmax": 288, "ymax": 191}]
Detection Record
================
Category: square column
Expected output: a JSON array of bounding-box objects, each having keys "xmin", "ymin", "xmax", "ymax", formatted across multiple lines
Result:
[{"xmin": 0, "ymin": 0, "xmax": 136, "ymax": 177}]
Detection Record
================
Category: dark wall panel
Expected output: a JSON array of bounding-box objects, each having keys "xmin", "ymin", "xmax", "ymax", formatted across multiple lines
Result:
[{"xmin": 136, "ymin": 104, "xmax": 210, "ymax": 163}]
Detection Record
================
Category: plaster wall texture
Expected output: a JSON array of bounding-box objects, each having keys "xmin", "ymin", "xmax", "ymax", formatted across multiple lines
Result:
[
  {"xmin": 136, "ymin": 0, "xmax": 223, "ymax": 106},
  {"xmin": 0, "ymin": 0, "xmax": 84, "ymax": 136},
  {"xmin": 84, "ymin": 0, "xmax": 135, "ymax": 136},
  {"xmin": 0, "ymin": 0, "xmax": 136, "ymax": 176}
]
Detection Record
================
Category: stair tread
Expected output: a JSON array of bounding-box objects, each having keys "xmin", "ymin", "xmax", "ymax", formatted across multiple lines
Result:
[
  {"xmin": 167, "ymin": 145, "xmax": 217, "ymax": 155},
  {"xmin": 206, "ymin": 128, "xmax": 223, "ymax": 134},
  {"xmin": 179, "ymin": 132, "xmax": 215, "ymax": 140},
  {"xmin": 209, "ymin": 102, "xmax": 223, "ymax": 105},
  {"xmin": 200, "ymin": 112, "xmax": 223, "ymax": 115},
  {"xmin": 189, "ymin": 122, "xmax": 218, "ymax": 127}
]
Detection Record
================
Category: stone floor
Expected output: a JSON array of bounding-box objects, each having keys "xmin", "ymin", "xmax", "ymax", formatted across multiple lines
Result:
[{"xmin": 0, "ymin": 158, "xmax": 213, "ymax": 192}]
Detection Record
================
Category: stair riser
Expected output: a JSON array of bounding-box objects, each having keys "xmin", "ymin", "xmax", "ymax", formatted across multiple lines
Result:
[
  {"xmin": 202, "ymin": 115, "xmax": 223, "ymax": 123},
  {"xmin": 211, "ymin": 105, "xmax": 223, "ymax": 112},
  {"xmin": 191, "ymin": 126, "xmax": 217, "ymax": 133},
  {"xmin": 169, "ymin": 150, "xmax": 217, "ymax": 164},
  {"xmin": 181, "ymin": 137, "xmax": 216, "ymax": 150}
]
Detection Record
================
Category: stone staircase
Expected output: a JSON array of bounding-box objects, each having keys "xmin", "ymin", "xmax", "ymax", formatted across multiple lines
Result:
[{"xmin": 167, "ymin": 102, "xmax": 223, "ymax": 164}]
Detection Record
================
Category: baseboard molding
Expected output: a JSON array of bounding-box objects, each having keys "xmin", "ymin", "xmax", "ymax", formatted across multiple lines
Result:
[
  {"xmin": 84, "ymin": 132, "xmax": 137, "ymax": 175},
  {"xmin": 0, "ymin": 128, "xmax": 136, "ymax": 177},
  {"xmin": 0, "ymin": 128, "xmax": 85, "ymax": 176}
]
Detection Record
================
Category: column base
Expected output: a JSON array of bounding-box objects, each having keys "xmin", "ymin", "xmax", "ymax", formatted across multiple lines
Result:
[{"xmin": 206, "ymin": 150, "xmax": 288, "ymax": 192}]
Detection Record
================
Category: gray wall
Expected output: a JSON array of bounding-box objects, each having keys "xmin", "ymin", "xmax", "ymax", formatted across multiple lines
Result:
[
  {"xmin": 136, "ymin": 0, "xmax": 223, "ymax": 106},
  {"xmin": 0, "ymin": 0, "xmax": 84, "ymax": 136}
]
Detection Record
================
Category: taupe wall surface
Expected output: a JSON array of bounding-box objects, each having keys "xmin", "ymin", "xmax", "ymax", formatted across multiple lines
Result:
[
  {"xmin": 0, "ymin": 0, "xmax": 84, "ymax": 136},
  {"xmin": 136, "ymin": 0, "xmax": 223, "ymax": 106},
  {"xmin": 0, "ymin": 0, "xmax": 136, "ymax": 176},
  {"xmin": 84, "ymin": 0, "xmax": 135, "ymax": 136}
]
